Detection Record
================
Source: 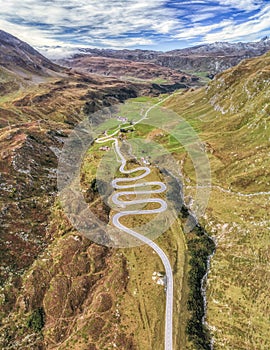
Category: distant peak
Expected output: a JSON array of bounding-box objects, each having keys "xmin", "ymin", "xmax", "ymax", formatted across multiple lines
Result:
[{"xmin": 261, "ymin": 36, "xmax": 269, "ymax": 42}]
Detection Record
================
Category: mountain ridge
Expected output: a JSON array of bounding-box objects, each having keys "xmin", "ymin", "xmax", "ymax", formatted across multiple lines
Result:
[
  {"xmin": 57, "ymin": 55, "xmax": 199, "ymax": 86},
  {"xmin": 0, "ymin": 29, "xmax": 63, "ymax": 78},
  {"xmin": 0, "ymin": 28, "xmax": 269, "ymax": 350},
  {"xmin": 63, "ymin": 37, "xmax": 270, "ymax": 75}
]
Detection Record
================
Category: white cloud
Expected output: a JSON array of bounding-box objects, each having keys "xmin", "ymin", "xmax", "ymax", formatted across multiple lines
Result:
[
  {"xmin": 0, "ymin": 0, "xmax": 269, "ymax": 52},
  {"xmin": 0, "ymin": 1, "xmax": 157, "ymax": 52},
  {"xmin": 189, "ymin": 12, "xmax": 217, "ymax": 23},
  {"xmin": 0, "ymin": 19, "xmax": 65, "ymax": 47},
  {"xmin": 173, "ymin": 20, "xmax": 233, "ymax": 39},
  {"xmin": 204, "ymin": 4, "xmax": 270, "ymax": 42},
  {"xmin": 89, "ymin": 37, "xmax": 155, "ymax": 49},
  {"xmin": 37, "ymin": 46, "xmax": 81, "ymax": 59},
  {"xmin": 0, "ymin": 0, "xmax": 180, "ymax": 46},
  {"xmin": 218, "ymin": 0, "xmax": 264, "ymax": 11}
]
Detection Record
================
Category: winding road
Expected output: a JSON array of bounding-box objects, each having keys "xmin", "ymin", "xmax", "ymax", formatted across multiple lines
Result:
[{"xmin": 96, "ymin": 96, "xmax": 174, "ymax": 350}]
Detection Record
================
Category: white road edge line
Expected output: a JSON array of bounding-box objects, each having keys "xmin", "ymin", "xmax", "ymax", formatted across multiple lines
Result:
[{"xmin": 95, "ymin": 94, "xmax": 177, "ymax": 350}]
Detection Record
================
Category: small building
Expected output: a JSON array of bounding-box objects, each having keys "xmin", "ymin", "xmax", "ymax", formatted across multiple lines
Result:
[
  {"xmin": 141, "ymin": 157, "xmax": 150, "ymax": 165},
  {"xmin": 152, "ymin": 271, "xmax": 166, "ymax": 286},
  {"xmin": 99, "ymin": 146, "xmax": 111, "ymax": 151},
  {"xmin": 117, "ymin": 116, "xmax": 128, "ymax": 123}
]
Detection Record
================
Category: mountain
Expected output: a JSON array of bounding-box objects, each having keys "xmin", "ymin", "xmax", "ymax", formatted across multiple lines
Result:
[
  {"xmin": 57, "ymin": 55, "xmax": 199, "ymax": 86},
  {"xmin": 0, "ymin": 29, "xmax": 269, "ymax": 350},
  {"xmin": 157, "ymin": 37, "xmax": 270, "ymax": 74},
  {"xmin": 168, "ymin": 37, "xmax": 270, "ymax": 56},
  {"xmin": 0, "ymin": 29, "xmax": 191, "ymax": 127},
  {"xmin": 164, "ymin": 51, "xmax": 270, "ymax": 349},
  {"xmin": 0, "ymin": 29, "xmax": 62, "ymax": 78},
  {"xmin": 72, "ymin": 37, "xmax": 270, "ymax": 76},
  {"xmin": 0, "ymin": 29, "xmax": 66, "ymax": 97},
  {"xmin": 0, "ymin": 31, "xmax": 196, "ymax": 350}
]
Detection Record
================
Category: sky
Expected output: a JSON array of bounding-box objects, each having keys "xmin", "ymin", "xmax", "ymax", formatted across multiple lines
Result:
[{"xmin": 0, "ymin": 0, "xmax": 270, "ymax": 56}]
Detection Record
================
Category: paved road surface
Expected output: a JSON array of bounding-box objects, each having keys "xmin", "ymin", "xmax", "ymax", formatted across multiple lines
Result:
[{"xmin": 96, "ymin": 96, "xmax": 174, "ymax": 350}]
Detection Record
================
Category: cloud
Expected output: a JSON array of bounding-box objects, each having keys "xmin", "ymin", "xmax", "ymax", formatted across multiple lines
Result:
[
  {"xmin": 0, "ymin": 18, "xmax": 65, "ymax": 47},
  {"xmin": 189, "ymin": 13, "xmax": 217, "ymax": 23},
  {"xmin": 173, "ymin": 1, "xmax": 270, "ymax": 44},
  {"xmin": 0, "ymin": 0, "xmax": 179, "ymax": 45},
  {"xmin": 204, "ymin": 4, "xmax": 270, "ymax": 42},
  {"xmin": 173, "ymin": 20, "xmax": 233, "ymax": 40},
  {"xmin": 0, "ymin": 0, "xmax": 180, "ymax": 45},
  {"xmin": 38, "ymin": 46, "xmax": 81, "ymax": 59},
  {"xmin": 0, "ymin": 0, "xmax": 269, "ymax": 52},
  {"xmin": 217, "ymin": 0, "xmax": 264, "ymax": 11}
]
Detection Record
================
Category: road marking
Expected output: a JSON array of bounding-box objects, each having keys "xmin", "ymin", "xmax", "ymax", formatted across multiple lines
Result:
[{"xmin": 95, "ymin": 94, "xmax": 175, "ymax": 350}]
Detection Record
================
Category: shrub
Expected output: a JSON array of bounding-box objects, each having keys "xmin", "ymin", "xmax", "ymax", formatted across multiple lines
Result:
[{"xmin": 27, "ymin": 307, "xmax": 45, "ymax": 332}]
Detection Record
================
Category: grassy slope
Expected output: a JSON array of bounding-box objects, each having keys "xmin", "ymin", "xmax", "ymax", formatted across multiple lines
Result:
[
  {"xmin": 0, "ymin": 94, "xmax": 189, "ymax": 349},
  {"xmin": 0, "ymin": 71, "xmax": 147, "ymax": 349},
  {"xmin": 164, "ymin": 52, "xmax": 270, "ymax": 349},
  {"xmin": 81, "ymin": 134, "xmax": 189, "ymax": 349},
  {"xmin": 0, "ymin": 59, "xmax": 193, "ymax": 349},
  {"xmin": 1, "ymin": 50, "xmax": 269, "ymax": 349}
]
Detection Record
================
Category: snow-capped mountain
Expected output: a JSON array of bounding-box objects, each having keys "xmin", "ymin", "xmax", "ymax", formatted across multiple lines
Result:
[{"xmin": 60, "ymin": 37, "xmax": 270, "ymax": 75}]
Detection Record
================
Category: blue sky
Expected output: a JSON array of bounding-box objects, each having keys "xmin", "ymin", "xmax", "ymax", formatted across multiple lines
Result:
[{"xmin": 0, "ymin": 0, "xmax": 269, "ymax": 55}]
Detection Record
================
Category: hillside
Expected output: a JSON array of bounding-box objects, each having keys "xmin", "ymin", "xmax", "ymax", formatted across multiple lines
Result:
[
  {"xmin": 0, "ymin": 28, "xmax": 269, "ymax": 350},
  {"xmin": 164, "ymin": 52, "xmax": 270, "ymax": 349},
  {"xmin": 0, "ymin": 30, "xmax": 193, "ymax": 350},
  {"xmin": 0, "ymin": 30, "xmax": 62, "ymax": 78},
  {"xmin": 58, "ymin": 55, "xmax": 198, "ymax": 86},
  {"xmin": 74, "ymin": 37, "xmax": 270, "ymax": 76},
  {"xmin": 0, "ymin": 29, "xmax": 193, "ymax": 128}
]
